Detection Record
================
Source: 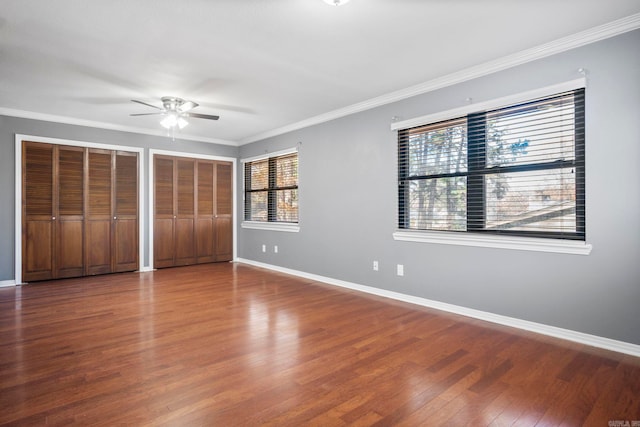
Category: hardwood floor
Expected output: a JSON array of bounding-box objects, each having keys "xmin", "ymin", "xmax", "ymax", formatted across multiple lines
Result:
[{"xmin": 1, "ymin": 263, "xmax": 638, "ymax": 426}]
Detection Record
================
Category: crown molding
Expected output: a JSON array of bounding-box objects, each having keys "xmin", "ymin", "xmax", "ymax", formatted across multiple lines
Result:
[
  {"xmin": 240, "ymin": 13, "xmax": 640, "ymax": 145},
  {"xmin": 0, "ymin": 107, "xmax": 239, "ymax": 147}
]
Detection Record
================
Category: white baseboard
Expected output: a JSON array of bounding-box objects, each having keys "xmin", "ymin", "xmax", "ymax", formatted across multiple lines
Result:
[
  {"xmin": 137, "ymin": 267, "xmax": 155, "ymax": 273},
  {"xmin": 235, "ymin": 258, "xmax": 640, "ymax": 358}
]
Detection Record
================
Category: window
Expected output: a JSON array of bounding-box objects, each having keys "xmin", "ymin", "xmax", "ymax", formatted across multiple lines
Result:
[
  {"xmin": 244, "ymin": 151, "xmax": 298, "ymax": 223},
  {"xmin": 398, "ymin": 88, "xmax": 585, "ymax": 241}
]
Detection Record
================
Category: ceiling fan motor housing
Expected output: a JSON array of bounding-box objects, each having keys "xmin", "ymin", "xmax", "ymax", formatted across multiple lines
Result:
[{"xmin": 162, "ymin": 97, "xmax": 180, "ymax": 110}]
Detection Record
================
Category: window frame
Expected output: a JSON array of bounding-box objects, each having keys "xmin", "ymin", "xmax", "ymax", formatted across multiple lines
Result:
[
  {"xmin": 242, "ymin": 147, "xmax": 300, "ymax": 233},
  {"xmin": 392, "ymin": 79, "xmax": 592, "ymax": 255}
]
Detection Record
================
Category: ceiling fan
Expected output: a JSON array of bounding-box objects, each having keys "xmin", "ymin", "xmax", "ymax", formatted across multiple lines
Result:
[{"xmin": 130, "ymin": 96, "xmax": 219, "ymax": 135}]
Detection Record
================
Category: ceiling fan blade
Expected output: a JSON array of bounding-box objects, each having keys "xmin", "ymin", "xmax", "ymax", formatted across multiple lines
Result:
[
  {"xmin": 187, "ymin": 112, "xmax": 220, "ymax": 121},
  {"xmin": 130, "ymin": 112, "xmax": 163, "ymax": 116},
  {"xmin": 131, "ymin": 99, "xmax": 163, "ymax": 110},
  {"xmin": 178, "ymin": 100, "xmax": 198, "ymax": 113}
]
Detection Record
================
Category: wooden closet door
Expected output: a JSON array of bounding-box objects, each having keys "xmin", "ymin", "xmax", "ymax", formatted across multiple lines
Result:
[
  {"xmin": 154, "ymin": 157, "xmax": 175, "ymax": 268},
  {"xmin": 23, "ymin": 143, "xmax": 139, "ymax": 281},
  {"xmin": 215, "ymin": 162, "xmax": 233, "ymax": 261},
  {"xmin": 56, "ymin": 146, "xmax": 85, "ymax": 278},
  {"xmin": 153, "ymin": 155, "xmax": 232, "ymax": 269},
  {"xmin": 23, "ymin": 142, "xmax": 55, "ymax": 282},
  {"xmin": 175, "ymin": 158, "xmax": 196, "ymax": 266},
  {"xmin": 86, "ymin": 149, "xmax": 113, "ymax": 275},
  {"xmin": 196, "ymin": 161, "xmax": 215, "ymax": 263},
  {"xmin": 113, "ymin": 152, "xmax": 138, "ymax": 272}
]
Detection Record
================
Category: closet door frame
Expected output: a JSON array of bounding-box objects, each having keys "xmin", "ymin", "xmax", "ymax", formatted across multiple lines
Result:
[
  {"xmin": 149, "ymin": 149, "xmax": 236, "ymax": 270},
  {"xmin": 14, "ymin": 134, "xmax": 146, "ymax": 284}
]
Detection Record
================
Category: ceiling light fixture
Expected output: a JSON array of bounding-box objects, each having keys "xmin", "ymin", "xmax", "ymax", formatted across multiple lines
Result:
[
  {"xmin": 157, "ymin": 98, "xmax": 191, "ymax": 140},
  {"xmin": 160, "ymin": 112, "xmax": 188, "ymax": 130},
  {"xmin": 323, "ymin": 0, "xmax": 350, "ymax": 5}
]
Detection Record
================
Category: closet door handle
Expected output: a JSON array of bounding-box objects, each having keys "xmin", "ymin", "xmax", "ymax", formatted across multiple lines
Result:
[{"xmin": 52, "ymin": 216, "xmax": 56, "ymax": 220}]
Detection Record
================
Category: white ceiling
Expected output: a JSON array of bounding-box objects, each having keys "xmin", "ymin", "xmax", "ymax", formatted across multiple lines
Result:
[{"xmin": 1, "ymin": 1, "xmax": 639, "ymax": 146}]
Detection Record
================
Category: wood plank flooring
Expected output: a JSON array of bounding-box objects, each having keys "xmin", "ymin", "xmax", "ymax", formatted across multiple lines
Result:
[{"xmin": 1, "ymin": 263, "xmax": 639, "ymax": 426}]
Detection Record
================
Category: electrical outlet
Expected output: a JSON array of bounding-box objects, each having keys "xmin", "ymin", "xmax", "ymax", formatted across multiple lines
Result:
[
  {"xmin": 373, "ymin": 261, "xmax": 379, "ymax": 271},
  {"xmin": 274, "ymin": 245, "xmax": 278, "ymax": 253},
  {"xmin": 397, "ymin": 264, "xmax": 404, "ymax": 276},
  {"xmin": 262, "ymin": 244, "xmax": 266, "ymax": 253}
]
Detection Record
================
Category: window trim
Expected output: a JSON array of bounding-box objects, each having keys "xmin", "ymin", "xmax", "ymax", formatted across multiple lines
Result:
[
  {"xmin": 241, "ymin": 147, "xmax": 299, "ymax": 232},
  {"xmin": 392, "ymin": 230, "xmax": 592, "ymax": 255},
  {"xmin": 241, "ymin": 221, "xmax": 300, "ymax": 233},
  {"xmin": 241, "ymin": 147, "xmax": 298, "ymax": 164},
  {"xmin": 393, "ymin": 79, "xmax": 591, "ymax": 255},
  {"xmin": 391, "ymin": 78, "xmax": 586, "ymax": 132}
]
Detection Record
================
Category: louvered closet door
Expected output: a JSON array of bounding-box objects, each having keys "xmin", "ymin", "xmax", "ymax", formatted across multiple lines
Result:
[
  {"xmin": 56, "ymin": 146, "xmax": 85, "ymax": 278},
  {"xmin": 153, "ymin": 155, "xmax": 233, "ymax": 269},
  {"xmin": 154, "ymin": 157, "xmax": 175, "ymax": 268},
  {"xmin": 175, "ymin": 158, "xmax": 196, "ymax": 266},
  {"xmin": 196, "ymin": 161, "xmax": 216, "ymax": 263},
  {"xmin": 86, "ymin": 149, "xmax": 113, "ymax": 275},
  {"xmin": 215, "ymin": 162, "xmax": 233, "ymax": 261},
  {"xmin": 113, "ymin": 152, "xmax": 138, "ymax": 272},
  {"xmin": 23, "ymin": 142, "xmax": 55, "ymax": 281},
  {"xmin": 22, "ymin": 142, "xmax": 139, "ymax": 281}
]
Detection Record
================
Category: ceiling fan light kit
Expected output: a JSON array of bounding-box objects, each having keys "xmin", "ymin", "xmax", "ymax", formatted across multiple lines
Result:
[{"xmin": 160, "ymin": 113, "xmax": 188, "ymax": 130}]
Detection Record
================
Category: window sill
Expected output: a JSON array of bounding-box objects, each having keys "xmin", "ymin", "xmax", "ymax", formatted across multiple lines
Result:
[
  {"xmin": 242, "ymin": 221, "xmax": 300, "ymax": 233},
  {"xmin": 393, "ymin": 230, "xmax": 592, "ymax": 255}
]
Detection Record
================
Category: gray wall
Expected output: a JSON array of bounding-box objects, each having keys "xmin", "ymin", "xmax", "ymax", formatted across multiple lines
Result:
[
  {"xmin": 0, "ymin": 116, "xmax": 238, "ymax": 278},
  {"xmin": 238, "ymin": 30, "xmax": 640, "ymax": 345}
]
